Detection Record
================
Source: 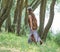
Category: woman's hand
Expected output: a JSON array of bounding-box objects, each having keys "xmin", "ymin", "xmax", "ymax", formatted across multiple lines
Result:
[{"xmin": 31, "ymin": 27, "xmax": 33, "ymax": 32}]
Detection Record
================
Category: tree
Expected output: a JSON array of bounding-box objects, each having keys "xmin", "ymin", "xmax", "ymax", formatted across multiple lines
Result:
[
  {"xmin": 12, "ymin": 0, "xmax": 20, "ymax": 32},
  {"xmin": 0, "ymin": 0, "xmax": 13, "ymax": 31},
  {"xmin": 42, "ymin": 0, "xmax": 56, "ymax": 41},
  {"xmin": 16, "ymin": 0, "xmax": 24, "ymax": 35},
  {"xmin": 38, "ymin": 0, "xmax": 56, "ymax": 41},
  {"xmin": 38, "ymin": 0, "xmax": 47, "ymax": 38},
  {"xmin": 5, "ymin": 14, "xmax": 12, "ymax": 32},
  {"xmin": 32, "ymin": 0, "xmax": 41, "ymax": 11},
  {"xmin": 24, "ymin": 0, "xmax": 28, "ymax": 26}
]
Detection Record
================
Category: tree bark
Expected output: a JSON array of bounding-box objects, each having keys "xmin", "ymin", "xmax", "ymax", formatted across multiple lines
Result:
[
  {"xmin": 13, "ymin": 0, "xmax": 20, "ymax": 24},
  {"xmin": 32, "ymin": 0, "xmax": 41, "ymax": 11},
  {"xmin": 42, "ymin": 0, "xmax": 56, "ymax": 41},
  {"xmin": 0, "ymin": 0, "xmax": 13, "ymax": 31},
  {"xmin": 23, "ymin": 0, "xmax": 41, "ymax": 11},
  {"xmin": 5, "ymin": 14, "xmax": 12, "ymax": 32},
  {"xmin": 24, "ymin": 0, "xmax": 28, "ymax": 26},
  {"xmin": 12, "ymin": 0, "xmax": 20, "ymax": 32},
  {"xmin": 38, "ymin": 0, "xmax": 47, "ymax": 38},
  {"xmin": 30, "ymin": 0, "xmax": 35, "ymax": 7},
  {"xmin": 17, "ymin": 0, "xmax": 24, "ymax": 35}
]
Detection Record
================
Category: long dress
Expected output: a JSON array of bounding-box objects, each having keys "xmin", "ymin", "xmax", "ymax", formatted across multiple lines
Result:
[{"xmin": 28, "ymin": 29, "xmax": 41, "ymax": 43}]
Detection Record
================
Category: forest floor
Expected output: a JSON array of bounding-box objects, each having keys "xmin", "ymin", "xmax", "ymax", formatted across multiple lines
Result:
[{"xmin": 0, "ymin": 32, "xmax": 60, "ymax": 52}]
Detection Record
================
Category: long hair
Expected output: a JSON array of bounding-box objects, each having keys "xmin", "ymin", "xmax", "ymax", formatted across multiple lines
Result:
[
  {"xmin": 27, "ymin": 7, "xmax": 37, "ymax": 30},
  {"xmin": 27, "ymin": 7, "xmax": 35, "ymax": 19}
]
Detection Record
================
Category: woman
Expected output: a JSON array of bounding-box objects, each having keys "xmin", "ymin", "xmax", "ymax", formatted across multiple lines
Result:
[{"xmin": 27, "ymin": 7, "xmax": 43, "ymax": 44}]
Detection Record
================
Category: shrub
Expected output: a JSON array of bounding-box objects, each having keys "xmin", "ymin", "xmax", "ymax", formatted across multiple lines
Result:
[
  {"xmin": 46, "ymin": 31, "xmax": 53, "ymax": 40},
  {"xmin": 54, "ymin": 32, "xmax": 60, "ymax": 46}
]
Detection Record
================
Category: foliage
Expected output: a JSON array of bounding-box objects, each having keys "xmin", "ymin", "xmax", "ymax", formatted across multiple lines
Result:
[
  {"xmin": 20, "ymin": 25, "xmax": 29, "ymax": 36},
  {"xmin": 56, "ymin": 0, "xmax": 60, "ymax": 4},
  {"xmin": 54, "ymin": 32, "xmax": 60, "ymax": 46},
  {"xmin": 46, "ymin": 31, "xmax": 53, "ymax": 40}
]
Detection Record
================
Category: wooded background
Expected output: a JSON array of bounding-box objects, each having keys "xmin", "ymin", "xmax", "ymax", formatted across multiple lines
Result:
[{"xmin": 0, "ymin": 0, "xmax": 58, "ymax": 41}]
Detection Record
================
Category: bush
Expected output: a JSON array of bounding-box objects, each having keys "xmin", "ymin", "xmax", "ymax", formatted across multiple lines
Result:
[
  {"xmin": 54, "ymin": 32, "xmax": 60, "ymax": 46},
  {"xmin": 20, "ymin": 25, "xmax": 29, "ymax": 36},
  {"xmin": 47, "ymin": 31, "xmax": 53, "ymax": 40}
]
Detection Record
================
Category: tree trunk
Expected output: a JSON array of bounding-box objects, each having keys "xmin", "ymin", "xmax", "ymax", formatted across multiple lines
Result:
[
  {"xmin": 0, "ymin": 0, "xmax": 9, "ymax": 31},
  {"xmin": 12, "ymin": 0, "xmax": 20, "ymax": 32},
  {"xmin": 23, "ymin": 0, "xmax": 35, "ymax": 10},
  {"xmin": 0, "ymin": 0, "xmax": 13, "ymax": 31},
  {"xmin": 24, "ymin": 0, "xmax": 28, "ymax": 26},
  {"xmin": 30, "ymin": 0, "xmax": 35, "ymax": 6},
  {"xmin": 23, "ymin": 0, "xmax": 41, "ymax": 11},
  {"xmin": 17, "ymin": 0, "xmax": 24, "ymax": 35},
  {"xmin": 5, "ymin": 14, "xmax": 11, "ymax": 32},
  {"xmin": 42, "ymin": 0, "xmax": 56, "ymax": 41},
  {"xmin": 13, "ymin": 0, "xmax": 20, "ymax": 24},
  {"xmin": 0, "ymin": 0, "xmax": 2, "ymax": 10},
  {"xmin": 32, "ymin": 0, "xmax": 41, "ymax": 11},
  {"xmin": 38, "ymin": 0, "xmax": 47, "ymax": 38}
]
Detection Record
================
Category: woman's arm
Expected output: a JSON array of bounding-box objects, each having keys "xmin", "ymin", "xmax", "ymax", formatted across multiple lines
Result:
[{"xmin": 29, "ymin": 15, "xmax": 32, "ymax": 30}]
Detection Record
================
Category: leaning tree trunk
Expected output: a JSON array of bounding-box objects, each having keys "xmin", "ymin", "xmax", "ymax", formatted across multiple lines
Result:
[
  {"xmin": 0, "ymin": 0, "xmax": 9, "ymax": 31},
  {"xmin": 24, "ymin": 0, "xmax": 28, "ymax": 26},
  {"xmin": 38, "ymin": 0, "xmax": 47, "ymax": 38},
  {"xmin": 0, "ymin": 0, "xmax": 13, "ymax": 31},
  {"xmin": 42, "ymin": 0, "xmax": 56, "ymax": 41},
  {"xmin": 17, "ymin": 0, "xmax": 24, "ymax": 35},
  {"xmin": 32, "ymin": 0, "xmax": 41, "ymax": 11},
  {"xmin": 30, "ymin": 0, "xmax": 35, "ymax": 6}
]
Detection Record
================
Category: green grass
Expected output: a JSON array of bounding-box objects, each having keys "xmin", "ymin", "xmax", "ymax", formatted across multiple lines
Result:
[{"xmin": 0, "ymin": 32, "xmax": 60, "ymax": 52}]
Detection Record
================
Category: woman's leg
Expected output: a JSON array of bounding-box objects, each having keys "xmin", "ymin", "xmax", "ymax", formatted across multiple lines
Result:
[
  {"xmin": 33, "ymin": 30, "xmax": 39, "ymax": 42},
  {"xmin": 33, "ymin": 30, "xmax": 43, "ymax": 44},
  {"xmin": 28, "ymin": 30, "xmax": 32, "ymax": 43}
]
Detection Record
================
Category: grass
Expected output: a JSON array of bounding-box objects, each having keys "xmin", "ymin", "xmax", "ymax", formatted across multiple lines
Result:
[{"xmin": 0, "ymin": 32, "xmax": 60, "ymax": 52}]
